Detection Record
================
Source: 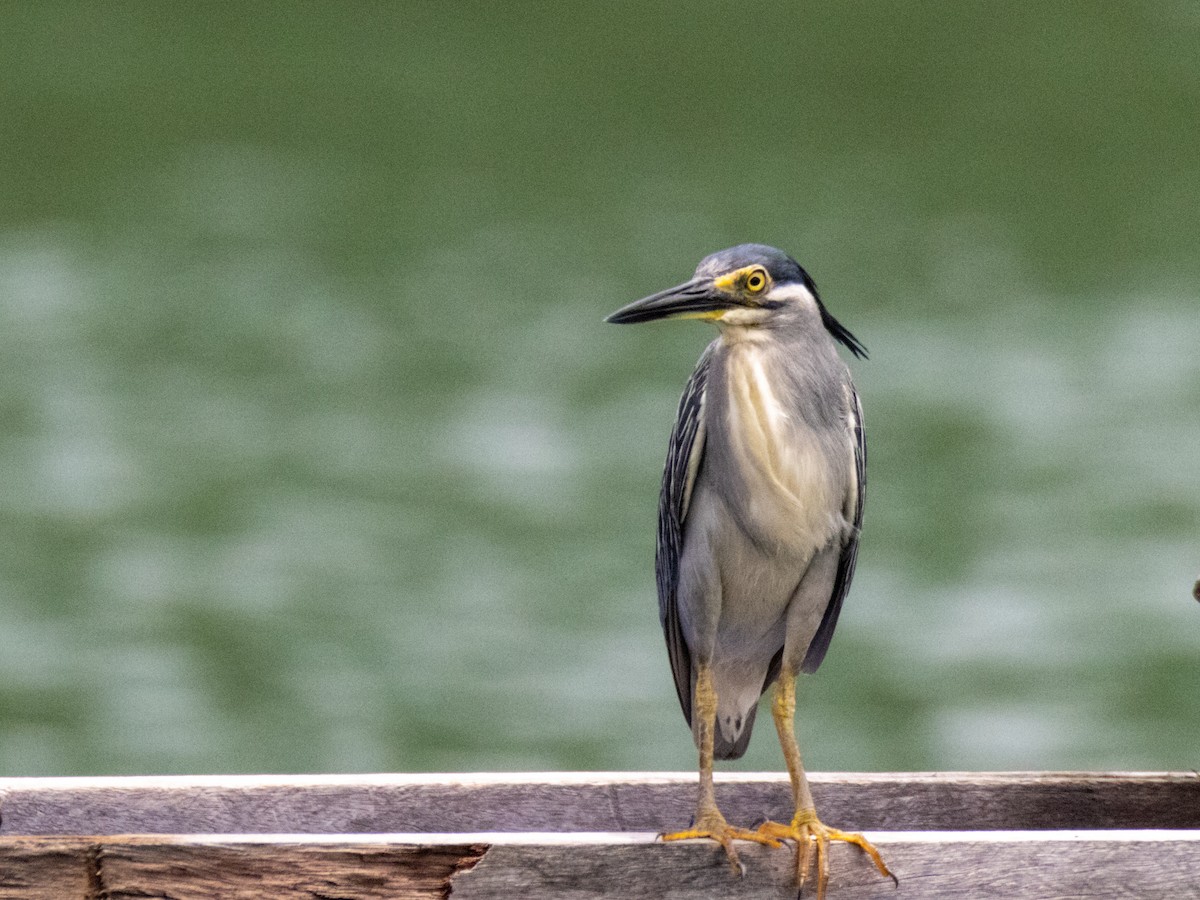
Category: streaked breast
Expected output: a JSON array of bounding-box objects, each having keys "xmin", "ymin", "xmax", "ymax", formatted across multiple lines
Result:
[{"xmin": 719, "ymin": 342, "xmax": 844, "ymax": 553}]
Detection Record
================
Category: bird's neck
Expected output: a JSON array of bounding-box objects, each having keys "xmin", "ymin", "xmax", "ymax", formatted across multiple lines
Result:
[{"xmin": 714, "ymin": 320, "xmax": 774, "ymax": 345}]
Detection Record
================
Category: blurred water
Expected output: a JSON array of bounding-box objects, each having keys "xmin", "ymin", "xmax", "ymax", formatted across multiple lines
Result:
[{"xmin": 0, "ymin": 4, "xmax": 1197, "ymax": 776}]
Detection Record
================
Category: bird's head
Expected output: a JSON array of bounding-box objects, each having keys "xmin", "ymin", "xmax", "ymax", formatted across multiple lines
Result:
[{"xmin": 605, "ymin": 243, "xmax": 866, "ymax": 358}]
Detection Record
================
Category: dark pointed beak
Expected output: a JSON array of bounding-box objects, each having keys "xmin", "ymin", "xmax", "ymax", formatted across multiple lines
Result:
[{"xmin": 605, "ymin": 277, "xmax": 729, "ymax": 324}]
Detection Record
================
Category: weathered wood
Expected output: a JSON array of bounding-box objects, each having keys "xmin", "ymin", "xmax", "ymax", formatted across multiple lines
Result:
[
  {"xmin": 2, "ymin": 775, "xmax": 1198, "ymax": 897},
  {"xmin": 2, "ymin": 771, "xmax": 1197, "ymax": 835},
  {"xmin": 2, "ymin": 832, "xmax": 1199, "ymax": 899},
  {"xmin": 0, "ymin": 836, "xmax": 486, "ymax": 900},
  {"xmin": 451, "ymin": 832, "xmax": 1200, "ymax": 899},
  {"xmin": 100, "ymin": 840, "xmax": 487, "ymax": 900},
  {"xmin": 0, "ymin": 838, "xmax": 94, "ymax": 900}
]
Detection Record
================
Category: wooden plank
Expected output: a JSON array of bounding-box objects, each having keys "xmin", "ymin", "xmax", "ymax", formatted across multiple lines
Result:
[
  {"xmin": 2, "ymin": 772, "xmax": 1198, "ymax": 835},
  {"xmin": 450, "ymin": 832, "xmax": 1200, "ymax": 899},
  {"xmin": 0, "ymin": 836, "xmax": 487, "ymax": 900},
  {"xmin": 2, "ymin": 832, "xmax": 1199, "ymax": 899},
  {"xmin": 100, "ymin": 840, "xmax": 487, "ymax": 900}
]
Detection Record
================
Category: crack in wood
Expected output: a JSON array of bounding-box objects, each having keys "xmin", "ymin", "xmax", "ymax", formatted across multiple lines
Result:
[
  {"xmin": 445, "ymin": 844, "xmax": 489, "ymax": 898},
  {"xmin": 85, "ymin": 843, "xmax": 104, "ymax": 900}
]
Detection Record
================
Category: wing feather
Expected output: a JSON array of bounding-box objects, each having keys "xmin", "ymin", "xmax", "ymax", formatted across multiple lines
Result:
[
  {"xmin": 656, "ymin": 343, "xmax": 714, "ymax": 727},
  {"xmin": 800, "ymin": 382, "xmax": 866, "ymax": 674}
]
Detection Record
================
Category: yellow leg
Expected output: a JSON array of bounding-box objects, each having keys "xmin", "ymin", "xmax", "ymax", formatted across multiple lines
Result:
[
  {"xmin": 756, "ymin": 667, "xmax": 896, "ymax": 898},
  {"xmin": 660, "ymin": 663, "xmax": 781, "ymax": 875}
]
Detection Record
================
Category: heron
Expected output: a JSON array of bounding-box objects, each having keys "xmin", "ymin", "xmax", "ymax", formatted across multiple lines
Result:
[{"xmin": 606, "ymin": 244, "xmax": 894, "ymax": 896}]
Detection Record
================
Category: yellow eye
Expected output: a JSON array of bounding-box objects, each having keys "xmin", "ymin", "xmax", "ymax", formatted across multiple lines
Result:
[{"xmin": 745, "ymin": 269, "xmax": 767, "ymax": 293}]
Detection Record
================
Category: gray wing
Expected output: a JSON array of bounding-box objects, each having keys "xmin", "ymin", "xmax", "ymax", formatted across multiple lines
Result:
[
  {"xmin": 800, "ymin": 382, "xmax": 866, "ymax": 674},
  {"xmin": 656, "ymin": 343, "xmax": 714, "ymax": 728}
]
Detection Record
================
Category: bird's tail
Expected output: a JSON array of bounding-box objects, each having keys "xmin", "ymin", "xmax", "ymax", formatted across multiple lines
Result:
[{"xmin": 712, "ymin": 702, "xmax": 758, "ymax": 761}]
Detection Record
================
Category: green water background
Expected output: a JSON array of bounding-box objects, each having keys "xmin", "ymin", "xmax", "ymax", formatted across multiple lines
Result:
[{"xmin": 1, "ymin": 4, "xmax": 1197, "ymax": 776}]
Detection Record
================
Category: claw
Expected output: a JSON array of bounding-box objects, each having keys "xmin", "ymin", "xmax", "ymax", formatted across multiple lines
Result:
[
  {"xmin": 756, "ymin": 812, "xmax": 895, "ymax": 899},
  {"xmin": 660, "ymin": 810, "xmax": 782, "ymax": 876}
]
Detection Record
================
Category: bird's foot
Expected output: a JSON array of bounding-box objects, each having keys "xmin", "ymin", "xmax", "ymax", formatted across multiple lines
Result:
[
  {"xmin": 756, "ymin": 810, "xmax": 895, "ymax": 897},
  {"xmin": 660, "ymin": 809, "xmax": 783, "ymax": 876}
]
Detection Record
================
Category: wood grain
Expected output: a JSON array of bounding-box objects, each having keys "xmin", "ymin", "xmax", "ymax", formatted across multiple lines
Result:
[
  {"xmin": 2, "ymin": 832, "xmax": 1199, "ymax": 899},
  {"xmin": 452, "ymin": 832, "xmax": 1200, "ymax": 900},
  {"xmin": 1, "ymin": 774, "xmax": 1198, "ymax": 897},
  {"xmin": 2, "ymin": 772, "xmax": 1197, "ymax": 835},
  {"xmin": 99, "ymin": 840, "xmax": 486, "ymax": 900},
  {"xmin": 0, "ymin": 838, "xmax": 94, "ymax": 900},
  {"xmin": 1, "ymin": 837, "xmax": 487, "ymax": 900}
]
